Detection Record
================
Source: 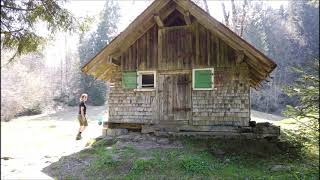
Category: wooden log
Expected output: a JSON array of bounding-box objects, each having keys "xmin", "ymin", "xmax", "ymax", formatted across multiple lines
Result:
[
  {"xmin": 236, "ymin": 50, "xmax": 245, "ymax": 64},
  {"xmin": 108, "ymin": 122, "xmax": 142, "ymax": 130},
  {"xmin": 154, "ymin": 14, "xmax": 164, "ymax": 28},
  {"xmin": 158, "ymin": 29, "xmax": 163, "ymax": 70},
  {"xmin": 207, "ymin": 30, "xmax": 211, "ymax": 66},
  {"xmin": 195, "ymin": 22, "xmax": 200, "ymax": 67},
  {"xmin": 184, "ymin": 11, "xmax": 191, "ymax": 25}
]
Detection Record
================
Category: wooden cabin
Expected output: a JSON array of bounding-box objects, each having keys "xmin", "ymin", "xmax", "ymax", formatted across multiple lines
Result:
[{"xmin": 82, "ymin": 0, "xmax": 277, "ymax": 136}]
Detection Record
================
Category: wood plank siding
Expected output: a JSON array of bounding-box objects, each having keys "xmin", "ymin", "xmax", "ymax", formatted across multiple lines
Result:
[
  {"xmin": 108, "ymin": 20, "xmax": 250, "ymax": 127},
  {"xmin": 118, "ymin": 22, "xmax": 241, "ymax": 72}
]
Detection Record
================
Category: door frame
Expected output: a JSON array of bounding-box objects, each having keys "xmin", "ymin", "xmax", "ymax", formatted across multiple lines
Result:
[{"xmin": 157, "ymin": 71, "xmax": 192, "ymax": 125}]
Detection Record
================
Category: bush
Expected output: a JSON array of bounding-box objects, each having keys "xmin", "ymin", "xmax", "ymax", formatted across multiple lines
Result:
[
  {"xmin": 1, "ymin": 99, "xmax": 22, "ymax": 121},
  {"xmin": 15, "ymin": 104, "xmax": 42, "ymax": 117},
  {"xmin": 180, "ymin": 155, "xmax": 214, "ymax": 175},
  {"xmin": 67, "ymin": 97, "xmax": 78, "ymax": 106}
]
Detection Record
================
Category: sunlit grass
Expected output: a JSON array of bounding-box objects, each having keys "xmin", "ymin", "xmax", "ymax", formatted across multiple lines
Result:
[
  {"xmin": 277, "ymin": 116, "xmax": 319, "ymax": 161},
  {"xmin": 69, "ymin": 137, "xmax": 320, "ymax": 180}
]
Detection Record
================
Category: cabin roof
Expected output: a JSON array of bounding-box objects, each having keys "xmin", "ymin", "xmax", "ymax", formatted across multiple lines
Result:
[{"xmin": 81, "ymin": 0, "xmax": 277, "ymax": 88}]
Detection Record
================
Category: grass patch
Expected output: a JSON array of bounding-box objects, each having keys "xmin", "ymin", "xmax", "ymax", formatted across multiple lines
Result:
[
  {"xmin": 126, "ymin": 159, "xmax": 158, "ymax": 178},
  {"xmin": 277, "ymin": 117, "xmax": 319, "ymax": 161},
  {"xmin": 84, "ymin": 146, "xmax": 119, "ymax": 177},
  {"xmin": 179, "ymin": 153, "xmax": 214, "ymax": 175},
  {"xmin": 47, "ymin": 135, "xmax": 319, "ymax": 179}
]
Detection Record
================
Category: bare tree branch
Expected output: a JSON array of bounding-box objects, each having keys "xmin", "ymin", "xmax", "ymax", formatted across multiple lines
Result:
[
  {"xmin": 221, "ymin": 2, "xmax": 230, "ymax": 27},
  {"xmin": 239, "ymin": 0, "xmax": 248, "ymax": 37},
  {"xmin": 202, "ymin": 0, "xmax": 210, "ymax": 14},
  {"xmin": 1, "ymin": 5, "xmax": 36, "ymax": 11}
]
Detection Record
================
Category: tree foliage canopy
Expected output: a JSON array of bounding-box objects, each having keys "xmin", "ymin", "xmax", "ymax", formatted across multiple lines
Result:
[
  {"xmin": 78, "ymin": 0, "xmax": 120, "ymax": 106},
  {"xmin": 0, "ymin": 0, "xmax": 89, "ymax": 63},
  {"xmin": 284, "ymin": 59, "xmax": 319, "ymax": 120},
  {"xmin": 240, "ymin": 0, "xmax": 319, "ymax": 113},
  {"xmin": 283, "ymin": 58, "xmax": 319, "ymax": 144}
]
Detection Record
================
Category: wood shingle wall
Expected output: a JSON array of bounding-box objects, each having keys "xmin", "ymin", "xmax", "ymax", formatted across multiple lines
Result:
[
  {"xmin": 192, "ymin": 67, "xmax": 250, "ymax": 126},
  {"xmin": 108, "ymin": 82, "xmax": 157, "ymax": 124}
]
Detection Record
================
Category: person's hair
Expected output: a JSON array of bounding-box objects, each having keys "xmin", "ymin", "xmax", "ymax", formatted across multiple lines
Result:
[{"xmin": 80, "ymin": 93, "xmax": 88, "ymax": 102}]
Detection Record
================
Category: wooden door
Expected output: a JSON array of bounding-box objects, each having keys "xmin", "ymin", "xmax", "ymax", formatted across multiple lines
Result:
[{"xmin": 158, "ymin": 73, "xmax": 191, "ymax": 125}]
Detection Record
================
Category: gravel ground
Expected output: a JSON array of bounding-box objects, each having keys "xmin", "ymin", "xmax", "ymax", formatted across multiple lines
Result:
[{"xmin": 1, "ymin": 105, "xmax": 106, "ymax": 180}]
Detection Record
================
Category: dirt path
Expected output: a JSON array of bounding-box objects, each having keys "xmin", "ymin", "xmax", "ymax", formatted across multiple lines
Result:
[
  {"xmin": 1, "ymin": 105, "xmax": 106, "ymax": 179},
  {"xmin": 1, "ymin": 107, "xmax": 284, "ymax": 179}
]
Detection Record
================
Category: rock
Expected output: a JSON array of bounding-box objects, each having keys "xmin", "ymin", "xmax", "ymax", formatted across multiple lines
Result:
[
  {"xmin": 249, "ymin": 121, "xmax": 256, "ymax": 127},
  {"xmin": 156, "ymin": 138, "xmax": 169, "ymax": 145},
  {"xmin": 133, "ymin": 135, "xmax": 143, "ymax": 142},
  {"xmin": 146, "ymin": 134, "xmax": 156, "ymax": 142},
  {"xmin": 102, "ymin": 128, "xmax": 108, "ymax": 136},
  {"xmin": 256, "ymin": 122, "xmax": 271, "ymax": 127},
  {"xmin": 115, "ymin": 141, "xmax": 129, "ymax": 149},
  {"xmin": 103, "ymin": 136, "xmax": 114, "ymax": 141},
  {"xmin": 269, "ymin": 165, "xmax": 291, "ymax": 172},
  {"xmin": 116, "ymin": 134, "xmax": 133, "ymax": 141},
  {"xmin": 224, "ymin": 158, "xmax": 230, "ymax": 163},
  {"xmin": 107, "ymin": 128, "xmax": 128, "ymax": 137},
  {"xmin": 111, "ymin": 154, "xmax": 120, "ymax": 161},
  {"xmin": 106, "ymin": 146, "xmax": 112, "ymax": 150},
  {"xmin": 141, "ymin": 125, "xmax": 155, "ymax": 134}
]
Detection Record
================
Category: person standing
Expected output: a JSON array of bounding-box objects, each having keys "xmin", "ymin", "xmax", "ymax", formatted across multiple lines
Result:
[{"xmin": 76, "ymin": 93, "xmax": 88, "ymax": 140}]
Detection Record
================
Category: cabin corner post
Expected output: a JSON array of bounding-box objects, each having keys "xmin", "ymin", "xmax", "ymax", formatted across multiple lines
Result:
[
  {"xmin": 195, "ymin": 21, "xmax": 200, "ymax": 67},
  {"xmin": 157, "ymin": 28, "xmax": 163, "ymax": 70}
]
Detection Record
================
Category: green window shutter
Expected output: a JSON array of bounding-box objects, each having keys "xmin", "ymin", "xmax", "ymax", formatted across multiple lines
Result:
[
  {"xmin": 122, "ymin": 72, "xmax": 137, "ymax": 89},
  {"xmin": 194, "ymin": 69, "xmax": 213, "ymax": 89}
]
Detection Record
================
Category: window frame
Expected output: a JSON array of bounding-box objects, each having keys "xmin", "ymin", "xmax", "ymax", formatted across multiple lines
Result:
[
  {"xmin": 136, "ymin": 71, "xmax": 157, "ymax": 91},
  {"xmin": 192, "ymin": 68, "xmax": 214, "ymax": 90}
]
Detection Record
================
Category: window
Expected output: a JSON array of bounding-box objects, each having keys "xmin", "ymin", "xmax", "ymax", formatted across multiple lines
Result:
[
  {"xmin": 137, "ymin": 71, "xmax": 156, "ymax": 89},
  {"xmin": 122, "ymin": 71, "xmax": 156, "ymax": 90},
  {"xmin": 192, "ymin": 68, "xmax": 214, "ymax": 90},
  {"xmin": 122, "ymin": 71, "xmax": 137, "ymax": 89}
]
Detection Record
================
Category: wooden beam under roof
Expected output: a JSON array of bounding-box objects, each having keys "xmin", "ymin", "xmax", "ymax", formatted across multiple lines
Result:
[
  {"xmin": 236, "ymin": 50, "xmax": 245, "ymax": 64},
  {"xmin": 244, "ymin": 57, "xmax": 270, "ymax": 76},
  {"xmin": 154, "ymin": 14, "xmax": 164, "ymax": 28},
  {"xmin": 184, "ymin": 11, "xmax": 191, "ymax": 25},
  {"xmin": 175, "ymin": 6, "xmax": 191, "ymax": 25}
]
